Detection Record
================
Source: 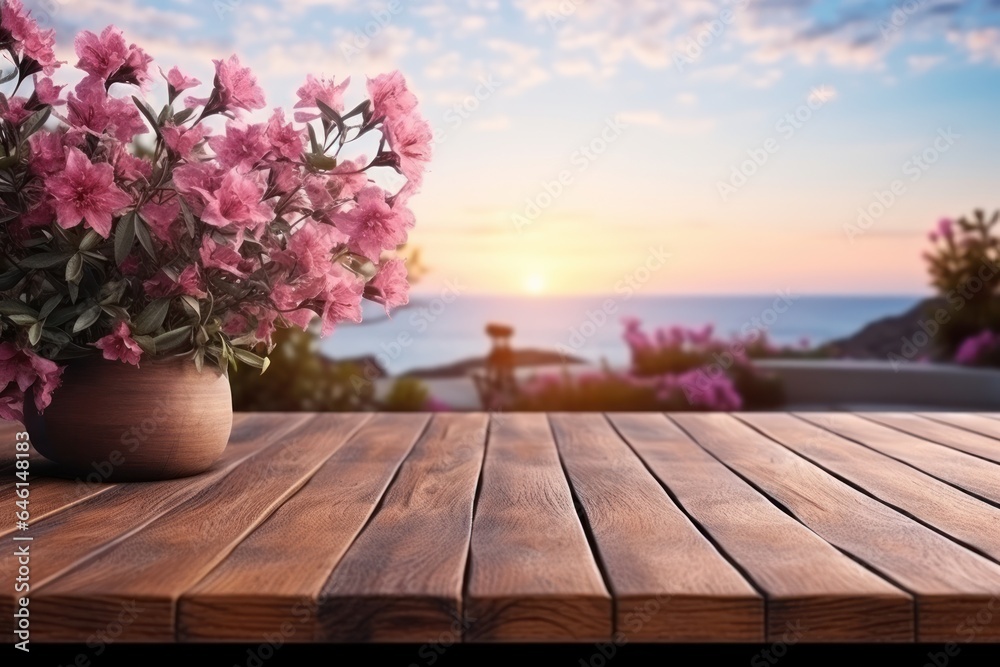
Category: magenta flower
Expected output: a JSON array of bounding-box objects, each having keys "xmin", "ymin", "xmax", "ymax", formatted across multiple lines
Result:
[
  {"xmin": 28, "ymin": 131, "xmax": 66, "ymax": 176},
  {"xmin": 144, "ymin": 265, "xmax": 207, "ymax": 299},
  {"xmin": 199, "ymin": 236, "xmax": 248, "ymax": 278},
  {"xmin": 162, "ymin": 66, "xmax": 200, "ymax": 94},
  {"xmin": 107, "ymin": 141, "xmax": 153, "ymax": 183},
  {"xmin": 937, "ymin": 218, "xmax": 954, "ymax": 240},
  {"xmin": 188, "ymin": 55, "xmax": 266, "ymax": 115},
  {"xmin": 266, "ymin": 108, "xmax": 304, "ymax": 161},
  {"xmin": 67, "ymin": 77, "xmax": 147, "ymax": 143},
  {"xmin": 33, "ymin": 77, "xmax": 64, "ymax": 106},
  {"xmin": 954, "ymin": 330, "xmax": 997, "ymax": 365},
  {"xmin": 46, "ymin": 148, "xmax": 132, "ymax": 238},
  {"xmin": 294, "ymin": 74, "xmax": 350, "ymax": 122},
  {"xmin": 334, "ymin": 186, "xmax": 410, "ymax": 260},
  {"xmin": 1, "ymin": 97, "xmax": 29, "ymax": 124},
  {"xmin": 305, "ymin": 157, "xmax": 370, "ymax": 214},
  {"xmin": 95, "ymin": 321, "xmax": 143, "ymax": 366},
  {"xmin": 140, "ymin": 198, "xmax": 180, "ymax": 242},
  {"xmin": 74, "ymin": 26, "xmax": 152, "ymax": 88},
  {"xmin": 0, "ymin": 0, "xmax": 59, "ymax": 75},
  {"xmin": 163, "ymin": 122, "xmax": 210, "ymax": 160},
  {"xmin": 366, "ymin": 71, "xmax": 417, "ymax": 122},
  {"xmin": 318, "ymin": 268, "xmax": 364, "ymax": 335},
  {"xmin": 384, "ymin": 113, "xmax": 432, "ymax": 184},
  {"xmin": 208, "ymin": 120, "xmax": 270, "ymax": 172},
  {"xmin": 195, "ymin": 171, "xmax": 272, "ymax": 230},
  {"xmin": 368, "ymin": 258, "xmax": 410, "ymax": 314},
  {"xmin": 0, "ymin": 343, "xmax": 64, "ymax": 421}
]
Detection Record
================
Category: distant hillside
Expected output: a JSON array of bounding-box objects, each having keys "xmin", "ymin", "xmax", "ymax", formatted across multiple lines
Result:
[{"xmin": 825, "ymin": 298, "xmax": 944, "ymax": 359}]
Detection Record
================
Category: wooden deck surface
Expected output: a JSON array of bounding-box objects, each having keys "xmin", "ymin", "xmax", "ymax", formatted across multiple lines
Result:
[{"xmin": 4, "ymin": 412, "xmax": 1000, "ymax": 643}]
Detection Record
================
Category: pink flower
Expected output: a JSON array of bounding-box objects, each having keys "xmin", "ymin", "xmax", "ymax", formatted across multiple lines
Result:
[
  {"xmin": 162, "ymin": 122, "xmax": 210, "ymax": 160},
  {"xmin": 368, "ymin": 258, "xmax": 409, "ymax": 314},
  {"xmin": 306, "ymin": 157, "xmax": 370, "ymax": 213},
  {"xmin": 33, "ymin": 77, "xmax": 64, "ymax": 106},
  {"xmin": 46, "ymin": 147, "xmax": 132, "ymax": 238},
  {"xmin": 144, "ymin": 265, "xmax": 207, "ymax": 299},
  {"xmin": 162, "ymin": 66, "xmax": 200, "ymax": 94},
  {"xmin": 95, "ymin": 321, "xmax": 143, "ymax": 366},
  {"xmin": 199, "ymin": 235, "xmax": 248, "ymax": 278},
  {"xmin": 188, "ymin": 55, "xmax": 266, "ymax": 115},
  {"xmin": 67, "ymin": 77, "xmax": 147, "ymax": 142},
  {"xmin": 424, "ymin": 397, "xmax": 451, "ymax": 412},
  {"xmin": 366, "ymin": 71, "xmax": 417, "ymax": 122},
  {"xmin": 172, "ymin": 161, "xmax": 223, "ymax": 198},
  {"xmin": 937, "ymin": 218, "xmax": 953, "ymax": 240},
  {"xmin": 954, "ymin": 330, "xmax": 997, "ymax": 365},
  {"xmin": 266, "ymin": 108, "xmax": 304, "ymax": 160},
  {"xmin": 1, "ymin": 97, "xmax": 30, "ymax": 124},
  {"xmin": 28, "ymin": 131, "xmax": 67, "ymax": 176},
  {"xmin": 383, "ymin": 113, "xmax": 432, "ymax": 183},
  {"xmin": 317, "ymin": 267, "xmax": 364, "ymax": 335},
  {"xmin": 283, "ymin": 222, "xmax": 341, "ymax": 276},
  {"xmin": 334, "ymin": 186, "xmax": 410, "ymax": 260},
  {"xmin": 1, "ymin": 0, "xmax": 59, "ymax": 75},
  {"xmin": 0, "ymin": 343, "xmax": 64, "ymax": 421},
  {"xmin": 140, "ymin": 198, "xmax": 180, "ymax": 242},
  {"xmin": 74, "ymin": 26, "xmax": 152, "ymax": 88},
  {"xmin": 294, "ymin": 74, "xmax": 350, "ymax": 122},
  {"xmin": 107, "ymin": 141, "xmax": 152, "ymax": 183},
  {"xmin": 195, "ymin": 171, "xmax": 272, "ymax": 229},
  {"xmin": 208, "ymin": 120, "xmax": 270, "ymax": 172}
]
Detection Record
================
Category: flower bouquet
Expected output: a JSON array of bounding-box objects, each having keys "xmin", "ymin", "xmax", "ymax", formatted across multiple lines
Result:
[{"xmin": 0, "ymin": 2, "xmax": 431, "ymax": 477}]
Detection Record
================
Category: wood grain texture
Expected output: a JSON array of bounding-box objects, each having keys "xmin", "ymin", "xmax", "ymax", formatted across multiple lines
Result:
[
  {"xmin": 30, "ymin": 414, "xmax": 368, "ymax": 641},
  {"xmin": 920, "ymin": 413, "xmax": 1000, "ymax": 444},
  {"xmin": 550, "ymin": 413, "xmax": 762, "ymax": 642},
  {"xmin": 864, "ymin": 413, "xmax": 1000, "ymax": 464},
  {"xmin": 317, "ymin": 413, "xmax": 488, "ymax": 642},
  {"xmin": 178, "ymin": 413, "xmax": 430, "ymax": 642},
  {"xmin": 0, "ymin": 414, "xmax": 302, "ymax": 623},
  {"xmin": 674, "ymin": 413, "xmax": 1000, "ymax": 643},
  {"xmin": 796, "ymin": 413, "xmax": 1000, "ymax": 505},
  {"xmin": 465, "ymin": 413, "xmax": 611, "ymax": 642},
  {"xmin": 743, "ymin": 413, "xmax": 1000, "ymax": 564},
  {"xmin": 609, "ymin": 413, "xmax": 912, "ymax": 642},
  {"xmin": 23, "ymin": 356, "xmax": 233, "ymax": 480}
]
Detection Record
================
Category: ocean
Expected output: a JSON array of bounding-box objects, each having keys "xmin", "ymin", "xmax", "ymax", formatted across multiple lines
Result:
[{"xmin": 320, "ymin": 294, "xmax": 922, "ymax": 376}]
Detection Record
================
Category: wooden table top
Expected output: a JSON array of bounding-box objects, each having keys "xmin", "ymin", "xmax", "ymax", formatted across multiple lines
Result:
[{"xmin": 4, "ymin": 412, "xmax": 1000, "ymax": 644}]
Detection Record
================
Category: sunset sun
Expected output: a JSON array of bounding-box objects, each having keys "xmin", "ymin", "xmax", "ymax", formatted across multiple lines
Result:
[{"xmin": 524, "ymin": 273, "xmax": 547, "ymax": 295}]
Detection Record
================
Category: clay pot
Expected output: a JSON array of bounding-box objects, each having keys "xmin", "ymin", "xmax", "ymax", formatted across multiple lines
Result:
[{"xmin": 23, "ymin": 356, "xmax": 233, "ymax": 481}]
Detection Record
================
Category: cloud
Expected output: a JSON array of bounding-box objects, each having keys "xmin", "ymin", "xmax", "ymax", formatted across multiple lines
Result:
[
  {"xmin": 950, "ymin": 27, "xmax": 1000, "ymax": 64},
  {"xmin": 676, "ymin": 92, "xmax": 698, "ymax": 105},
  {"xmin": 907, "ymin": 54, "xmax": 946, "ymax": 72},
  {"xmin": 618, "ymin": 111, "xmax": 715, "ymax": 135},
  {"xmin": 472, "ymin": 115, "xmax": 511, "ymax": 131}
]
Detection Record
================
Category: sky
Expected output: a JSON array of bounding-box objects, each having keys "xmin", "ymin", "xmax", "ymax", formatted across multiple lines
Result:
[{"xmin": 34, "ymin": 0, "xmax": 1000, "ymax": 296}]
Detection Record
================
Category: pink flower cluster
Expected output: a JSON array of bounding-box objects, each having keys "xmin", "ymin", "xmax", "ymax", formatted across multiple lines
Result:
[
  {"xmin": 0, "ymin": 17, "xmax": 431, "ymax": 421},
  {"xmin": 953, "ymin": 330, "xmax": 999, "ymax": 366}
]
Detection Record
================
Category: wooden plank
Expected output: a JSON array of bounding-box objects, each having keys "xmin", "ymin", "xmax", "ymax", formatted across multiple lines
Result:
[
  {"xmin": 465, "ymin": 413, "xmax": 611, "ymax": 642},
  {"xmin": 316, "ymin": 413, "xmax": 488, "ymax": 642},
  {"xmin": 0, "ymin": 414, "xmax": 307, "ymax": 622},
  {"xmin": 674, "ymin": 413, "xmax": 1000, "ymax": 643},
  {"xmin": 920, "ymin": 412, "xmax": 1000, "ymax": 444},
  {"xmin": 741, "ymin": 414, "xmax": 1000, "ymax": 562},
  {"xmin": 550, "ymin": 413, "xmax": 762, "ymax": 642},
  {"xmin": 178, "ymin": 414, "xmax": 430, "ymax": 642},
  {"xmin": 609, "ymin": 413, "xmax": 913, "ymax": 642},
  {"xmin": 797, "ymin": 413, "xmax": 1000, "ymax": 505},
  {"xmin": 30, "ymin": 414, "xmax": 369, "ymax": 641},
  {"xmin": 864, "ymin": 413, "xmax": 1000, "ymax": 464}
]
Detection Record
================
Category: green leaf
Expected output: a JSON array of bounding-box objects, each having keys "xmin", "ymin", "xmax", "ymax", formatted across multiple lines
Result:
[
  {"xmin": 7, "ymin": 314, "xmax": 38, "ymax": 326},
  {"xmin": 115, "ymin": 211, "xmax": 137, "ymax": 265},
  {"xmin": 133, "ymin": 334, "xmax": 157, "ymax": 355},
  {"xmin": 133, "ymin": 298, "xmax": 170, "ymax": 335},
  {"xmin": 307, "ymin": 123, "xmax": 321, "ymax": 154},
  {"xmin": 72, "ymin": 305, "xmax": 102, "ymax": 333},
  {"xmin": 100, "ymin": 305, "xmax": 129, "ymax": 322},
  {"xmin": 65, "ymin": 253, "xmax": 84, "ymax": 283},
  {"xmin": 132, "ymin": 96, "xmax": 163, "ymax": 137},
  {"xmin": 338, "ymin": 253, "xmax": 378, "ymax": 282},
  {"xmin": 19, "ymin": 106, "xmax": 51, "ymax": 139},
  {"xmin": 47, "ymin": 304, "xmax": 86, "ymax": 327},
  {"xmin": 19, "ymin": 252, "xmax": 71, "ymax": 269},
  {"xmin": 0, "ymin": 268, "xmax": 24, "ymax": 290},
  {"xmin": 232, "ymin": 347, "xmax": 268, "ymax": 373},
  {"xmin": 193, "ymin": 347, "xmax": 205, "ymax": 373},
  {"xmin": 39, "ymin": 294, "xmax": 62, "ymax": 320},
  {"xmin": 315, "ymin": 99, "xmax": 346, "ymax": 136},
  {"xmin": 40, "ymin": 327, "xmax": 72, "ymax": 346},
  {"xmin": 152, "ymin": 325, "xmax": 193, "ymax": 353},
  {"xmin": 0, "ymin": 300, "xmax": 37, "ymax": 317},
  {"xmin": 179, "ymin": 295, "xmax": 201, "ymax": 319},
  {"xmin": 27, "ymin": 321, "xmax": 42, "ymax": 346},
  {"xmin": 79, "ymin": 230, "xmax": 102, "ymax": 252},
  {"xmin": 134, "ymin": 214, "xmax": 157, "ymax": 260},
  {"xmin": 172, "ymin": 107, "xmax": 195, "ymax": 125},
  {"xmin": 178, "ymin": 197, "xmax": 197, "ymax": 237}
]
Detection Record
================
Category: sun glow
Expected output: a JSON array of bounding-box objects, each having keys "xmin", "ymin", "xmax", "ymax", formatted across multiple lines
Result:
[{"xmin": 524, "ymin": 273, "xmax": 547, "ymax": 295}]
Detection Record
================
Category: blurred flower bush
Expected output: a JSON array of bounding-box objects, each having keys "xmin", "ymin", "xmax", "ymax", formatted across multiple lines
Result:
[
  {"xmin": 923, "ymin": 209, "xmax": 1000, "ymax": 366},
  {"xmin": 0, "ymin": 5, "xmax": 432, "ymax": 421},
  {"xmin": 512, "ymin": 318, "xmax": 784, "ymax": 411}
]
